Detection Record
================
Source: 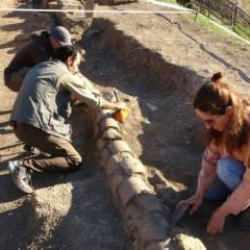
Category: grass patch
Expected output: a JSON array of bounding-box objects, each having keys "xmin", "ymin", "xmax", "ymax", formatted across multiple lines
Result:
[
  {"xmin": 233, "ymin": 24, "xmax": 250, "ymax": 40},
  {"xmin": 192, "ymin": 6, "xmax": 250, "ymax": 41},
  {"xmin": 194, "ymin": 14, "xmax": 225, "ymax": 34},
  {"xmin": 156, "ymin": 0, "xmax": 177, "ymax": 4},
  {"xmin": 155, "ymin": 0, "xmax": 250, "ymax": 41},
  {"xmin": 193, "ymin": 13, "xmax": 250, "ymax": 41}
]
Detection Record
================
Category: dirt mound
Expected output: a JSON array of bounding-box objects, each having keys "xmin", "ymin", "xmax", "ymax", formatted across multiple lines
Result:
[{"xmin": 80, "ymin": 3, "xmax": 250, "ymax": 249}]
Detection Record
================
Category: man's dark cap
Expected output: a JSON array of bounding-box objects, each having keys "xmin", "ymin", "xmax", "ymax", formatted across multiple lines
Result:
[{"xmin": 50, "ymin": 26, "xmax": 72, "ymax": 46}]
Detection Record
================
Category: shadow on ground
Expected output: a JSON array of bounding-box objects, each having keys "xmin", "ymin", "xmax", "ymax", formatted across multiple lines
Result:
[
  {"xmin": 0, "ymin": 5, "xmax": 52, "ymax": 53},
  {"xmin": 81, "ymin": 18, "xmax": 205, "ymax": 187},
  {"xmin": 79, "ymin": 17, "xmax": 250, "ymax": 250}
]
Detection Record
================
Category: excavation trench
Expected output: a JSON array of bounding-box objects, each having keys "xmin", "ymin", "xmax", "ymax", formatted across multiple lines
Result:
[
  {"xmin": 78, "ymin": 14, "xmax": 250, "ymax": 250},
  {"xmin": 0, "ymin": 6, "xmax": 215, "ymax": 250}
]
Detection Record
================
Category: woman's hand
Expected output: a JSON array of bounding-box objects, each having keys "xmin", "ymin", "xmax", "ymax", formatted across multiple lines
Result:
[
  {"xmin": 178, "ymin": 192, "xmax": 204, "ymax": 215},
  {"xmin": 207, "ymin": 207, "xmax": 228, "ymax": 234}
]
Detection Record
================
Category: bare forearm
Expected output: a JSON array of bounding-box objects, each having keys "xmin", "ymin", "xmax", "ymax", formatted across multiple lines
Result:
[
  {"xmin": 196, "ymin": 170, "xmax": 216, "ymax": 195},
  {"xmin": 196, "ymin": 145, "xmax": 219, "ymax": 196},
  {"xmin": 220, "ymin": 181, "xmax": 250, "ymax": 215},
  {"xmin": 61, "ymin": 75, "xmax": 102, "ymax": 108}
]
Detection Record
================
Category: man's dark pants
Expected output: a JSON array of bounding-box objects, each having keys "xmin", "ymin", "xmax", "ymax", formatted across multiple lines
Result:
[{"xmin": 14, "ymin": 123, "xmax": 82, "ymax": 172}]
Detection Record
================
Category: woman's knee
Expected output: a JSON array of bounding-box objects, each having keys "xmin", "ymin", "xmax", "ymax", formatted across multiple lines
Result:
[
  {"xmin": 217, "ymin": 157, "xmax": 245, "ymax": 189},
  {"xmin": 217, "ymin": 158, "xmax": 232, "ymax": 179}
]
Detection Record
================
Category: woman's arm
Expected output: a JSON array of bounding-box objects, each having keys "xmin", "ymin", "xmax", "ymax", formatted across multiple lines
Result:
[
  {"xmin": 219, "ymin": 146, "xmax": 250, "ymax": 215},
  {"xmin": 207, "ymin": 144, "xmax": 250, "ymax": 234},
  {"xmin": 196, "ymin": 143, "xmax": 220, "ymax": 196},
  {"xmin": 178, "ymin": 143, "xmax": 220, "ymax": 214}
]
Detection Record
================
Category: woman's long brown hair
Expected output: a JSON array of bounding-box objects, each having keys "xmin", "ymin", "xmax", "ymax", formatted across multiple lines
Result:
[{"xmin": 193, "ymin": 72, "xmax": 249, "ymax": 153}]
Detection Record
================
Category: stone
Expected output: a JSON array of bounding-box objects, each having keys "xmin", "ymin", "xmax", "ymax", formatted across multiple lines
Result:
[
  {"xmin": 99, "ymin": 117, "xmax": 121, "ymax": 132},
  {"xmin": 31, "ymin": 183, "xmax": 73, "ymax": 242},
  {"xmin": 172, "ymin": 233, "xmax": 206, "ymax": 250},
  {"xmin": 138, "ymin": 211, "xmax": 170, "ymax": 243},
  {"xmin": 106, "ymin": 153, "xmax": 142, "ymax": 176},
  {"xmin": 96, "ymin": 138, "xmax": 107, "ymax": 151},
  {"xmin": 145, "ymin": 240, "xmax": 171, "ymax": 250},
  {"xmin": 146, "ymin": 102, "xmax": 158, "ymax": 112},
  {"xmin": 107, "ymin": 140, "xmax": 132, "ymax": 155},
  {"xmin": 106, "ymin": 154, "xmax": 124, "ymax": 176},
  {"xmin": 99, "ymin": 147, "xmax": 112, "ymax": 166},
  {"xmin": 95, "ymin": 110, "xmax": 113, "ymax": 126},
  {"xmin": 119, "ymin": 154, "xmax": 147, "ymax": 176},
  {"xmin": 134, "ymin": 194, "xmax": 163, "ymax": 213},
  {"xmin": 118, "ymin": 175, "xmax": 154, "ymax": 207},
  {"xmin": 102, "ymin": 128, "xmax": 122, "ymax": 140},
  {"xmin": 109, "ymin": 172, "xmax": 125, "ymax": 200}
]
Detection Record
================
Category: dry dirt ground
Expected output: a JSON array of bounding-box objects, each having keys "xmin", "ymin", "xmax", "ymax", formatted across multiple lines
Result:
[
  {"xmin": 0, "ymin": 1, "xmax": 128, "ymax": 250},
  {"xmin": 81, "ymin": 3, "xmax": 250, "ymax": 249},
  {"xmin": 0, "ymin": 0, "xmax": 250, "ymax": 249}
]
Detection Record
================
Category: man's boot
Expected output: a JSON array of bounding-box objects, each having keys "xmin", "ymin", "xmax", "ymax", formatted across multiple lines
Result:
[{"xmin": 8, "ymin": 160, "xmax": 33, "ymax": 194}]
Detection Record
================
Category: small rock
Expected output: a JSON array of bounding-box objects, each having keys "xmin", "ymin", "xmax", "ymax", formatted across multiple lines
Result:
[
  {"xmin": 146, "ymin": 102, "xmax": 158, "ymax": 112},
  {"xmin": 142, "ymin": 117, "xmax": 151, "ymax": 125},
  {"xmin": 30, "ymin": 184, "xmax": 73, "ymax": 242},
  {"xmin": 172, "ymin": 233, "xmax": 206, "ymax": 250}
]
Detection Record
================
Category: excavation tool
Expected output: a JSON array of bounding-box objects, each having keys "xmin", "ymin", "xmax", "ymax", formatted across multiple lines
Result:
[
  {"xmin": 112, "ymin": 90, "xmax": 129, "ymax": 123},
  {"xmin": 171, "ymin": 203, "xmax": 190, "ymax": 227}
]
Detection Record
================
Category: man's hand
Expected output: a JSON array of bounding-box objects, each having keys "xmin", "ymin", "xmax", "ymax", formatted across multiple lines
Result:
[
  {"xmin": 207, "ymin": 207, "xmax": 229, "ymax": 235},
  {"xmin": 115, "ymin": 102, "xmax": 127, "ymax": 110},
  {"xmin": 178, "ymin": 192, "xmax": 204, "ymax": 215},
  {"xmin": 102, "ymin": 100, "xmax": 126, "ymax": 111}
]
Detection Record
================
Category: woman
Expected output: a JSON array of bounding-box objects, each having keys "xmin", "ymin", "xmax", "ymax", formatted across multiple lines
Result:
[{"xmin": 180, "ymin": 72, "xmax": 250, "ymax": 234}]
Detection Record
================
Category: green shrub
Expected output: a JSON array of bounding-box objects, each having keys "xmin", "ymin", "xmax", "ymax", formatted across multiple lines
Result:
[{"xmin": 176, "ymin": 0, "xmax": 191, "ymax": 6}]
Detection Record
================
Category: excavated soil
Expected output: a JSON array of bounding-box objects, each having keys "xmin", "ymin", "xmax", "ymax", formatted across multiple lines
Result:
[
  {"xmin": 0, "ymin": 0, "xmax": 250, "ymax": 250},
  {"xmin": 80, "ymin": 4, "xmax": 250, "ymax": 250}
]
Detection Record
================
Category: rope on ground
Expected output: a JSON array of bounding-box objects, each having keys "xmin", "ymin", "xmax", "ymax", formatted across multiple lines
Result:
[
  {"xmin": 0, "ymin": 7, "xmax": 193, "ymax": 14},
  {"xmin": 0, "ymin": 3, "xmax": 248, "ymax": 44}
]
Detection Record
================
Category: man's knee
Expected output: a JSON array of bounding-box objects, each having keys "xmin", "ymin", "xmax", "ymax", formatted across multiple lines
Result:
[
  {"xmin": 68, "ymin": 153, "xmax": 82, "ymax": 170},
  {"xmin": 13, "ymin": 123, "xmax": 29, "ymax": 145},
  {"xmin": 4, "ymin": 67, "xmax": 29, "ymax": 92}
]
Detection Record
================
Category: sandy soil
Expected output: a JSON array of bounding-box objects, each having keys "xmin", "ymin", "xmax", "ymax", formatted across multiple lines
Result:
[{"xmin": 0, "ymin": 1, "xmax": 127, "ymax": 250}]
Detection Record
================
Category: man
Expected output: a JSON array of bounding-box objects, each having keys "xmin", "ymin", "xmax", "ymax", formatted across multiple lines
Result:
[
  {"xmin": 4, "ymin": 25, "xmax": 72, "ymax": 91},
  {"xmin": 8, "ymin": 45, "xmax": 124, "ymax": 194}
]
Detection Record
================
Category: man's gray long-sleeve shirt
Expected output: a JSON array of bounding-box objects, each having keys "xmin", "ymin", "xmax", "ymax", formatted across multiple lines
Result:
[{"xmin": 11, "ymin": 60, "xmax": 101, "ymax": 140}]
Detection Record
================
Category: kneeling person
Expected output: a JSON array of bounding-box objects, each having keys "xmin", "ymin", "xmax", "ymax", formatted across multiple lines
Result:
[
  {"xmin": 179, "ymin": 73, "xmax": 250, "ymax": 234},
  {"xmin": 4, "ymin": 25, "xmax": 72, "ymax": 92},
  {"xmin": 8, "ymin": 46, "xmax": 124, "ymax": 194}
]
